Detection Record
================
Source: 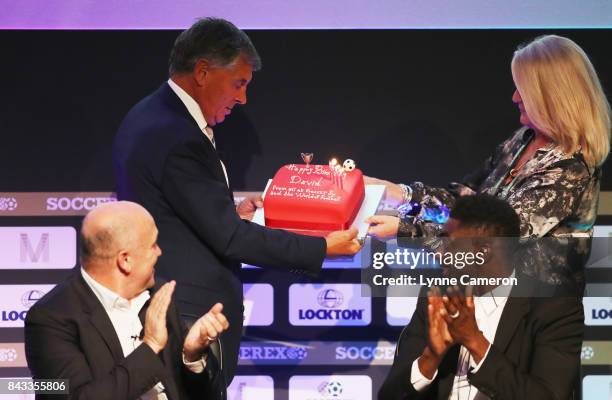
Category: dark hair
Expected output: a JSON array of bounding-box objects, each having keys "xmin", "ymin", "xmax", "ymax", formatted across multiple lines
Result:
[
  {"xmin": 450, "ymin": 194, "xmax": 520, "ymax": 237},
  {"xmin": 79, "ymin": 226, "xmax": 114, "ymax": 264},
  {"xmin": 168, "ymin": 17, "xmax": 262, "ymax": 75}
]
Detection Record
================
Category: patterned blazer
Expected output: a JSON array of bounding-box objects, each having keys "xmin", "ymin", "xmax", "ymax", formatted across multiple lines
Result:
[{"xmin": 398, "ymin": 126, "xmax": 600, "ymax": 291}]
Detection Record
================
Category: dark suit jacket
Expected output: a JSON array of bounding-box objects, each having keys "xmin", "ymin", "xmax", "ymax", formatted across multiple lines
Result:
[
  {"xmin": 25, "ymin": 272, "xmax": 223, "ymax": 400},
  {"xmin": 112, "ymin": 82, "xmax": 326, "ymax": 381},
  {"xmin": 378, "ymin": 277, "xmax": 584, "ymax": 400}
]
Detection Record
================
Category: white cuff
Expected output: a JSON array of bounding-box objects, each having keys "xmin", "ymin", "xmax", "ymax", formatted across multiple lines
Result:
[
  {"xmin": 469, "ymin": 343, "xmax": 491, "ymax": 373},
  {"xmin": 410, "ymin": 357, "xmax": 438, "ymax": 392},
  {"xmin": 182, "ymin": 352, "xmax": 208, "ymax": 374}
]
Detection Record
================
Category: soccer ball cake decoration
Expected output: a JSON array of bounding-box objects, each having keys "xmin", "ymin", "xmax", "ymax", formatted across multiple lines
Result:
[{"xmin": 343, "ymin": 159, "xmax": 356, "ymax": 172}]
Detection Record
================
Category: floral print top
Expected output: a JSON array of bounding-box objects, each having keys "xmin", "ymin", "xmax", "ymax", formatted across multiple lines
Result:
[{"xmin": 398, "ymin": 126, "xmax": 601, "ymax": 290}]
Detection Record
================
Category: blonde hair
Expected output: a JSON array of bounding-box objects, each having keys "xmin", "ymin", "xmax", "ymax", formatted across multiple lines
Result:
[{"xmin": 511, "ymin": 35, "xmax": 611, "ymax": 168}]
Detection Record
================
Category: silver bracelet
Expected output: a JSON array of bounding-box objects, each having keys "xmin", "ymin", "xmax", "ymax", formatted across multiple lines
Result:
[{"xmin": 398, "ymin": 183, "xmax": 413, "ymax": 206}]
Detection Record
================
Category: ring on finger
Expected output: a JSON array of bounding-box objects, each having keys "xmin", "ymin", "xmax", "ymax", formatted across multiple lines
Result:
[{"xmin": 450, "ymin": 310, "xmax": 460, "ymax": 319}]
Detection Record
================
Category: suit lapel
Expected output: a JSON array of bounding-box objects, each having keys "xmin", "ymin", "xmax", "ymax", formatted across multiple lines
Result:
[
  {"xmin": 217, "ymin": 151, "xmax": 234, "ymax": 201},
  {"xmin": 437, "ymin": 278, "xmax": 532, "ymax": 399},
  {"xmin": 203, "ymin": 144, "xmax": 230, "ymax": 191},
  {"xmin": 160, "ymin": 82, "xmax": 231, "ymax": 193},
  {"xmin": 427, "ymin": 276, "xmax": 534, "ymax": 399},
  {"xmin": 492, "ymin": 277, "xmax": 535, "ymax": 352},
  {"xmin": 74, "ymin": 272, "xmax": 185, "ymax": 400},
  {"xmin": 74, "ymin": 274, "xmax": 125, "ymax": 362}
]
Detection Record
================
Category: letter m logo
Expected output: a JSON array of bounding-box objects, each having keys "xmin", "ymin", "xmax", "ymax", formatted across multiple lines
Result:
[{"xmin": 20, "ymin": 233, "xmax": 50, "ymax": 263}]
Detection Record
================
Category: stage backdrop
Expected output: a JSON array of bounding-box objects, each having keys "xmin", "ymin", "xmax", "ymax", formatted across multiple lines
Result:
[
  {"xmin": 2, "ymin": 0, "xmax": 612, "ymax": 29},
  {"xmin": 1, "ymin": 29, "xmax": 612, "ymax": 400}
]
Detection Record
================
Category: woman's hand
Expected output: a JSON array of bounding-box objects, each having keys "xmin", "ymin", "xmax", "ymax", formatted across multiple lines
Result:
[
  {"xmin": 363, "ymin": 176, "xmax": 404, "ymax": 207},
  {"xmin": 365, "ymin": 215, "xmax": 400, "ymax": 239}
]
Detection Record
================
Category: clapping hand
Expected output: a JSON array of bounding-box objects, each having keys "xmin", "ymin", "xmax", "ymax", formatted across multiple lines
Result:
[
  {"xmin": 427, "ymin": 287, "xmax": 455, "ymax": 358},
  {"xmin": 182, "ymin": 303, "xmax": 229, "ymax": 362},
  {"xmin": 418, "ymin": 286, "xmax": 455, "ymax": 378},
  {"xmin": 143, "ymin": 281, "xmax": 176, "ymax": 354},
  {"xmin": 441, "ymin": 286, "xmax": 490, "ymax": 364}
]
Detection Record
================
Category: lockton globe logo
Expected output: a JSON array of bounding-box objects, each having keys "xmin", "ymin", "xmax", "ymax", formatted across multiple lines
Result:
[
  {"xmin": 0, "ymin": 197, "xmax": 18, "ymax": 211},
  {"xmin": 21, "ymin": 290, "xmax": 45, "ymax": 308},
  {"xmin": 317, "ymin": 289, "xmax": 344, "ymax": 309}
]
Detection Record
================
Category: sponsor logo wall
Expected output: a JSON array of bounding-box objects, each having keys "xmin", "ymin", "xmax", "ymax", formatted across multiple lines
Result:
[
  {"xmin": 288, "ymin": 375, "xmax": 372, "ymax": 400},
  {"xmin": 585, "ymin": 283, "xmax": 612, "ymax": 297},
  {"xmin": 227, "ymin": 376, "xmax": 274, "ymax": 400},
  {"xmin": 589, "ymin": 226, "xmax": 612, "ymax": 268},
  {"xmin": 0, "ymin": 193, "xmax": 116, "ymax": 216},
  {"xmin": 385, "ymin": 285, "xmax": 420, "ymax": 326},
  {"xmin": 581, "ymin": 342, "xmax": 612, "ymax": 365},
  {"xmin": 0, "ymin": 228, "xmax": 76, "ymax": 269},
  {"xmin": 582, "ymin": 375, "xmax": 612, "ymax": 400},
  {"xmin": 238, "ymin": 341, "xmax": 396, "ymax": 366},
  {"xmin": 1, "ymin": 192, "xmax": 612, "ymax": 399},
  {"xmin": 0, "ymin": 285, "xmax": 55, "ymax": 328},
  {"xmin": 0, "ymin": 344, "xmax": 27, "ymax": 368},
  {"xmin": 584, "ymin": 296, "xmax": 612, "ymax": 326},
  {"xmin": 243, "ymin": 284, "xmax": 274, "ymax": 326},
  {"xmin": 289, "ymin": 284, "xmax": 372, "ymax": 326}
]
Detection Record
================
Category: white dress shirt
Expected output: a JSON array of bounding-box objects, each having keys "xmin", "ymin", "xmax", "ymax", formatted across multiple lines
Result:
[
  {"xmin": 167, "ymin": 78, "xmax": 229, "ymax": 187},
  {"xmin": 411, "ymin": 272, "xmax": 515, "ymax": 400},
  {"xmin": 81, "ymin": 269, "xmax": 206, "ymax": 400}
]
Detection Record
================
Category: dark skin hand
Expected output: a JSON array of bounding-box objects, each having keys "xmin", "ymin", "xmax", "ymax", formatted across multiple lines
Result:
[
  {"xmin": 441, "ymin": 286, "xmax": 490, "ymax": 364},
  {"xmin": 418, "ymin": 286, "xmax": 456, "ymax": 379}
]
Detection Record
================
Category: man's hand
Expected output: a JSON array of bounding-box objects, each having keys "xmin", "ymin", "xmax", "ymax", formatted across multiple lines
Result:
[
  {"xmin": 365, "ymin": 215, "xmax": 400, "ymax": 240},
  {"xmin": 325, "ymin": 227, "xmax": 361, "ymax": 256},
  {"xmin": 441, "ymin": 286, "xmax": 490, "ymax": 364},
  {"xmin": 143, "ymin": 281, "xmax": 176, "ymax": 354},
  {"xmin": 363, "ymin": 175, "xmax": 404, "ymax": 206},
  {"xmin": 183, "ymin": 303, "xmax": 229, "ymax": 362},
  {"xmin": 427, "ymin": 288, "xmax": 455, "ymax": 358},
  {"xmin": 418, "ymin": 287, "xmax": 455, "ymax": 379},
  {"xmin": 236, "ymin": 195, "xmax": 263, "ymax": 220}
]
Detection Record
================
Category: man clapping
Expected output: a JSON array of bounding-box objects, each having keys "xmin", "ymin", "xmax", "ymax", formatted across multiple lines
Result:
[{"xmin": 26, "ymin": 201, "xmax": 228, "ymax": 399}]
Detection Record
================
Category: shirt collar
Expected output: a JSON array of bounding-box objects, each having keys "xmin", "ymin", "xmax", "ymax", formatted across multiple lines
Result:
[
  {"xmin": 167, "ymin": 78, "xmax": 215, "ymax": 145},
  {"xmin": 81, "ymin": 268, "xmax": 150, "ymax": 314},
  {"xmin": 475, "ymin": 270, "xmax": 515, "ymax": 315}
]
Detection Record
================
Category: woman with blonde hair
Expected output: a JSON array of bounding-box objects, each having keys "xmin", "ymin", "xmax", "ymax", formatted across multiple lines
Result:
[{"xmin": 366, "ymin": 35, "xmax": 611, "ymax": 291}]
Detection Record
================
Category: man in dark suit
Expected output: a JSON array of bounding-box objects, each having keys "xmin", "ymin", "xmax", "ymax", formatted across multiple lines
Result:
[
  {"xmin": 112, "ymin": 17, "xmax": 361, "ymax": 383},
  {"xmin": 25, "ymin": 201, "xmax": 229, "ymax": 399},
  {"xmin": 378, "ymin": 195, "xmax": 584, "ymax": 400}
]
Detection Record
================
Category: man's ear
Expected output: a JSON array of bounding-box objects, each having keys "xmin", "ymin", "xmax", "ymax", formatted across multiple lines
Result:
[
  {"xmin": 194, "ymin": 59, "xmax": 211, "ymax": 86},
  {"xmin": 472, "ymin": 235, "xmax": 492, "ymax": 264},
  {"xmin": 117, "ymin": 250, "xmax": 131, "ymax": 275},
  {"xmin": 479, "ymin": 244, "xmax": 492, "ymax": 264}
]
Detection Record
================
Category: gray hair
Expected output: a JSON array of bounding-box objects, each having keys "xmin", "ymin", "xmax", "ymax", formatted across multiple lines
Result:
[{"xmin": 168, "ymin": 17, "xmax": 262, "ymax": 75}]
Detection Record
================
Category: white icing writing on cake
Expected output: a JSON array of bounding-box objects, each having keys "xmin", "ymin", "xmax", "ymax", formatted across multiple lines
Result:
[
  {"xmin": 285, "ymin": 164, "xmax": 332, "ymax": 177},
  {"xmin": 289, "ymin": 175, "xmax": 323, "ymax": 187},
  {"xmin": 269, "ymin": 185, "xmax": 341, "ymax": 202}
]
